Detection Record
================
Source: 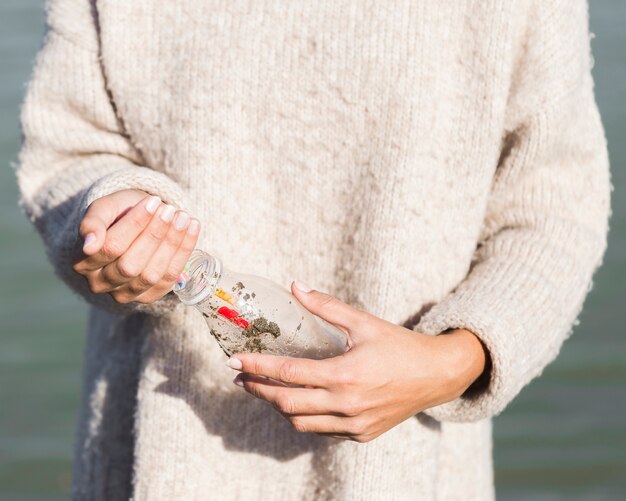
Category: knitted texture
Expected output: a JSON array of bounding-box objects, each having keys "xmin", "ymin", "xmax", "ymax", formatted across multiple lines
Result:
[{"xmin": 16, "ymin": 0, "xmax": 611, "ymax": 499}]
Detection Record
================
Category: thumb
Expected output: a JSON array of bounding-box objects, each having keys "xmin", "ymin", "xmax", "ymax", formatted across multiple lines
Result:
[
  {"xmin": 290, "ymin": 280, "xmax": 372, "ymax": 337},
  {"xmin": 79, "ymin": 199, "xmax": 115, "ymax": 255}
]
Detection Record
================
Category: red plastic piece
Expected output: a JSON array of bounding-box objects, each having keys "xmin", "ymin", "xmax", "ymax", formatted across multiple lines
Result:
[
  {"xmin": 232, "ymin": 317, "xmax": 250, "ymax": 328},
  {"xmin": 217, "ymin": 306, "xmax": 249, "ymax": 329}
]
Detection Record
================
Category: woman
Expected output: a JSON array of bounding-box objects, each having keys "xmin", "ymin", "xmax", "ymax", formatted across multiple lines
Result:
[{"xmin": 16, "ymin": 0, "xmax": 611, "ymax": 499}]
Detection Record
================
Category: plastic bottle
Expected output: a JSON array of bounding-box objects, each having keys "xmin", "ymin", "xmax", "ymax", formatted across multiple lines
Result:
[{"xmin": 173, "ymin": 249, "xmax": 349, "ymax": 359}]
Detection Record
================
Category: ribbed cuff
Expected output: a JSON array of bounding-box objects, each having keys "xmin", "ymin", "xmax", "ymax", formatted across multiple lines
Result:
[
  {"xmin": 414, "ymin": 278, "xmax": 530, "ymax": 423},
  {"xmin": 81, "ymin": 166, "xmax": 195, "ymax": 216}
]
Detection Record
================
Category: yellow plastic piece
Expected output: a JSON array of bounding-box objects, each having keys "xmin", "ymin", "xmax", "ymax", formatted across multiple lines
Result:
[{"xmin": 214, "ymin": 287, "xmax": 234, "ymax": 304}]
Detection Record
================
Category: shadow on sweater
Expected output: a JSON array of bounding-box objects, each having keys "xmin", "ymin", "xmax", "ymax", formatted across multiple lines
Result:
[
  {"xmin": 154, "ymin": 338, "xmax": 333, "ymax": 461},
  {"xmin": 151, "ymin": 301, "xmax": 440, "ymax": 464}
]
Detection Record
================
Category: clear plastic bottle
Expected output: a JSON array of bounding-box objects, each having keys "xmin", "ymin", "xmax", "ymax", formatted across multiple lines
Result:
[{"xmin": 173, "ymin": 249, "xmax": 348, "ymax": 359}]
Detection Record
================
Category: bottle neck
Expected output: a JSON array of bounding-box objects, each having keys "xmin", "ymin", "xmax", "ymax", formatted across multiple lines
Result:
[{"xmin": 173, "ymin": 249, "xmax": 222, "ymax": 306}]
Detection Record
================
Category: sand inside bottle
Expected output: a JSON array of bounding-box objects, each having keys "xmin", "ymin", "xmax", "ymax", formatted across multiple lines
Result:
[{"xmin": 201, "ymin": 279, "xmax": 289, "ymax": 355}]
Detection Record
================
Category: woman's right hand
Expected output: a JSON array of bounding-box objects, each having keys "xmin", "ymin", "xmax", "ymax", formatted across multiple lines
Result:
[{"xmin": 72, "ymin": 189, "xmax": 201, "ymax": 304}]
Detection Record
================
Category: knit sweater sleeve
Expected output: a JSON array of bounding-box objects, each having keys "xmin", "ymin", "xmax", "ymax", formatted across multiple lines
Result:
[
  {"xmin": 415, "ymin": 0, "xmax": 612, "ymax": 422},
  {"xmin": 16, "ymin": 0, "xmax": 194, "ymax": 317}
]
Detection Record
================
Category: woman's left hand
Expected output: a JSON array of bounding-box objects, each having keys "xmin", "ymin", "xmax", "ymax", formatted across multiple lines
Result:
[{"xmin": 227, "ymin": 281, "xmax": 488, "ymax": 443}]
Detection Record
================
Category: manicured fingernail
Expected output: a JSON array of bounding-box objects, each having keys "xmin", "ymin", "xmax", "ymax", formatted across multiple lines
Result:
[
  {"xmin": 161, "ymin": 204, "xmax": 175, "ymax": 222},
  {"xmin": 226, "ymin": 357, "xmax": 243, "ymax": 370},
  {"xmin": 233, "ymin": 375, "xmax": 245, "ymax": 387},
  {"xmin": 294, "ymin": 280, "xmax": 312, "ymax": 293},
  {"xmin": 188, "ymin": 219, "xmax": 200, "ymax": 236},
  {"xmin": 174, "ymin": 212, "xmax": 190, "ymax": 230},
  {"xmin": 146, "ymin": 196, "xmax": 161, "ymax": 214},
  {"xmin": 83, "ymin": 232, "xmax": 96, "ymax": 250}
]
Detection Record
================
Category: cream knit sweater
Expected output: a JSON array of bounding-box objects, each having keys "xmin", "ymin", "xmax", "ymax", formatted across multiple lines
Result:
[{"xmin": 16, "ymin": 0, "xmax": 611, "ymax": 499}]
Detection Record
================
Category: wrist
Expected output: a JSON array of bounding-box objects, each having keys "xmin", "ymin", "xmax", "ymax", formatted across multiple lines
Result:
[{"xmin": 438, "ymin": 328, "xmax": 491, "ymax": 398}]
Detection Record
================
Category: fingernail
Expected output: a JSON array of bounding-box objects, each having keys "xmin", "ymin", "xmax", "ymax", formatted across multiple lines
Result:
[
  {"xmin": 188, "ymin": 219, "xmax": 200, "ymax": 236},
  {"xmin": 294, "ymin": 280, "xmax": 312, "ymax": 293},
  {"xmin": 83, "ymin": 232, "xmax": 96, "ymax": 250},
  {"xmin": 174, "ymin": 212, "xmax": 189, "ymax": 230},
  {"xmin": 233, "ymin": 374, "xmax": 245, "ymax": 387},
  {"xmin": 146, "ymin": 196, "xmax": 161, "ymax": 214},
  {"xmin": 226, "ymin": 357, "xmax": 243, "ymax": 370},
  {"xmin": 161, "ymin": 204, "xmax": 175, "ymax": 222}
]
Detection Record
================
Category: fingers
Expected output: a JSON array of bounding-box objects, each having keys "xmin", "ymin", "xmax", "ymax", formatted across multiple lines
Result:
[
  {"xmin": 79, "ymin": 193, "xmax": 146, "ymax": 255},
  {"xmin": 131, "ymin": 210, "xmax": 190, "ymax": 289},
  {"xmin": 131, "ymin": 215, "xmax": 201, "ymax": 303},
  {"xmin": 157, "ymin": 216, "xmax": 201, "ymax": 289},
  {"xmin": 283, "ymin": 412, "xmax": 370, "ymax": 441},
  {"xmin": 229, "ymin": 353, "xmax": 335, "ymax": 388},
  {"xmin": 290, "ymin": 281, "xmax": 372, "ymax": 334},
  {"xmin": 109, "ymin": 213, "xmax": 200, "ymax": 303},
  {"xmin": 78, "ymin": 195, "xmax": 161, "ymax": 270},
  {"xmin": 285, "ymin": 414, "xmax": 364, "ymax": 436},
  {"xmin": 98, "ymin": 203, "xmax": 176, "ymax": 288},
  {"xmin": 235, "ymin": 373, "xmax": 339, "ymax": 415}
]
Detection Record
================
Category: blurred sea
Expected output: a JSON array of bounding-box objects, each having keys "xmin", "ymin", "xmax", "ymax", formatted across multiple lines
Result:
[{"xmin": 1, "ymin": 1, "xmax": 624, "ymax": 500}]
